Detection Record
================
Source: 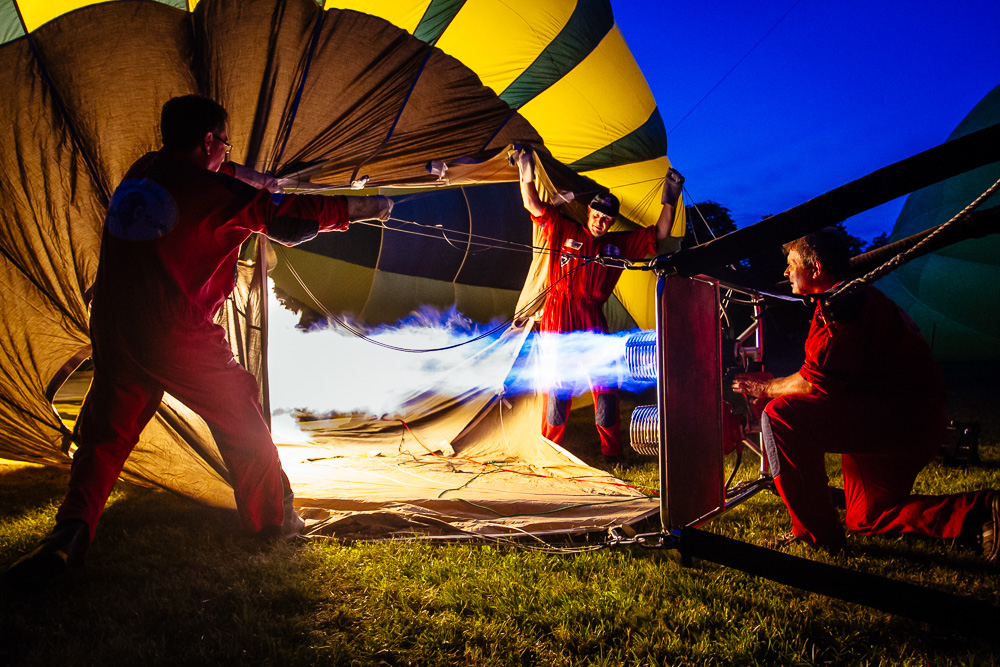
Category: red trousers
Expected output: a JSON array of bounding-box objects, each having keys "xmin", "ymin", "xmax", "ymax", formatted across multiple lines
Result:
[
  {"xmin": 57, "ymin": 331, "xmax": 286, "ymax": 540},
  {"xmin": 762, "ymin": 392, "xmax": 987, "ymax": 548},
  {"xmin": 538, "ymin": 293, "xmax": 623, "ymax": 456},
  {"xmin": 542, "ymin": 387, "xmax": 621, "ymax": 456}
]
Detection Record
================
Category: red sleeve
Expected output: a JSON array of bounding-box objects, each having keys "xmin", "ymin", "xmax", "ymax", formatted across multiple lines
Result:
[
  {"xmin": 236, "ymin": 190, "xmax": 350, "ymax": 238},
  {"xmin": 622, "ymin": 225, "xmax": 657, "ymax": 260},
  {"xmin": 531, "ymin": 202, "xmax": 562, "ymax": 229},
  {"xmin": 279, "ymin": 193, "xmax": 350, "ymax": 234},
  {"xmin": 530, "ymin": 202, "xmax": 571, "ymax": 245},
  {"xmin": 801, "ymin": 288, "xmax": 945, "ymax": 399}
]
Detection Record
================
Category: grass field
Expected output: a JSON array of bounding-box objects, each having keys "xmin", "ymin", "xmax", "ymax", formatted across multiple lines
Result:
[{"xmin": 2, "ymin": 362, "xmax": 999, "ymax": 665}]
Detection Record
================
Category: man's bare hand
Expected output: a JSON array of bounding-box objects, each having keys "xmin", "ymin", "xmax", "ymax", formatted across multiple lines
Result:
[{"xmin": 732, "ymin": 371, "xmax": 774, "ymax": 398}]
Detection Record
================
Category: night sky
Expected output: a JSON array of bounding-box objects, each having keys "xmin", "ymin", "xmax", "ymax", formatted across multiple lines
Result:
[{"xmin": 615, "ymin": 0, "xmax": 1000, "ymax": 242}]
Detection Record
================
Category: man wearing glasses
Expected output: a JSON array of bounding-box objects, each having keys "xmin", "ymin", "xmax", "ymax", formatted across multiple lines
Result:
[
  {"xmin": 515, "ymin": 149, "xmax": 684, "ymax": 464},
  {"xmin": 6, "ymin": 95, "xmax": 392, "ymax": 586}
]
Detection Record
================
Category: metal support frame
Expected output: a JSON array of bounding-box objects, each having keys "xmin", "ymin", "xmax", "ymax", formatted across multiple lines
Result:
[
  {"xmin": 654, "ymin": 273, "xmax": 669, "ymax": 531},
  {"xmin": 619, "ymin": 273, "xmax": 773, "ymax": 545}
]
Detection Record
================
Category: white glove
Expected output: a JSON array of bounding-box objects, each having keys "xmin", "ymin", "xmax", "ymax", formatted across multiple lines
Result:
[
  {"xmin": 375, "ymin": 195, "xmax": 393, "ymax": 222},
  {"xmin": 346, "ymin": 195, "xmax": 394, "ymax": 222},
  {"xmin": 230, "ymin": 163, "xmax": 284, "ymax": 194},
  {"xmin": 516, "ymin": 149, "xmax": 535, "ymax": 184}
]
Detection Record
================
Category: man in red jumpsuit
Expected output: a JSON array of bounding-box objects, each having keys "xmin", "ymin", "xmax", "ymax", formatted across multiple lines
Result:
[
  {"xmin": 733, "ymin": 228, "xmax": 998, "ymax": 557},
  {"xmin": 515, "ymin": 149, "xmax": 684, "ymax": 463},
  {"xmin": 6, "ymin": 95, "xmax": 393, "ymax": 585}
]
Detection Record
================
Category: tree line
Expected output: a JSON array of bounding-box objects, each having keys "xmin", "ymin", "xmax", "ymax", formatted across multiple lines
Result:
[{"xmin": 683, "ymin": 201, "xmax": 889, "ymax": 286}]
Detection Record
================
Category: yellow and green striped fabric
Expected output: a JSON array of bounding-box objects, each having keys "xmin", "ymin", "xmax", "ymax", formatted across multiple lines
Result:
[{"xmin": 0, "ymin": 0, "xmax": 682, "ymax": 483}]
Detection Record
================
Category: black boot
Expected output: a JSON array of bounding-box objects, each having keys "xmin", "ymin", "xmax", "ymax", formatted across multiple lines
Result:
[{"xmin": 2, "ymin": 519, "xmax": 90, "ymax": 593}]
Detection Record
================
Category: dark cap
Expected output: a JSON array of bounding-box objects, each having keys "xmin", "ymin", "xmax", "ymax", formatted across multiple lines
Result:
[{"xmin": 589, "ymin": 192, "xmax": 619, "ymax": 218}]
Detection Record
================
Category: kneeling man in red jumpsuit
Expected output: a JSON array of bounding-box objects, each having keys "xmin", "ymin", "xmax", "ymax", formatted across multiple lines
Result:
[
  {"xmin": 6, "ymin": 95, "xmax": 394, "ymax": 585},
  {"xmin": 734, "ymin": 228, "xmax": 998, "ymax": 558},
  {"xmin": 515, "ymin": 149, "xmax": 685, "ymax": 464}
]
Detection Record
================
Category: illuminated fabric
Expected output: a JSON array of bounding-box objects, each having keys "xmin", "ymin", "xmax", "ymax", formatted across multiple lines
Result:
[
  {"xmin": 877, "ymin": 83, "xmax": 1000, "ymax": 361},
  {"xmin": 0, "ymin": 0, "xmax": 671, "ymax": 537}
]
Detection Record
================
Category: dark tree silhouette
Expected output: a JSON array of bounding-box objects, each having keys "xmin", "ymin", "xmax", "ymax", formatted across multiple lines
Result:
[
  {"xmin": 682, "ymin": 202, "xmax": 874, "ymax": 285},
  {"xmin": 833, "ymin": 221, "xmax": 869, "ymax": 257},
  {"xmin": 683, "ymin": 201, "xmax": 737, "ymax": 249},
  {"xmin": 869, "ymin": 231, "xmax": 891, "ymax": 249}
]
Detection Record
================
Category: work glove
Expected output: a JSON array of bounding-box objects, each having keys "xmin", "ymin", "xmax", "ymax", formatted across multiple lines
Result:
[
  {"xmin": 375, "ymin": 195, "xmax": 394, "ymax": 222},
  {"xmin": 346, "ymin": 195, "xmax": 394, "ymax": 222},
  {"xmin": 515, "ymin": 148, "xmax": 535, "ymax": 184},
  {"xmin": 661, "ymin": 167, "xmax": 684, "ymax": 207},
  {"xmin": 230, "ymin": 163, "xmax": 284, "ymax": 194}
]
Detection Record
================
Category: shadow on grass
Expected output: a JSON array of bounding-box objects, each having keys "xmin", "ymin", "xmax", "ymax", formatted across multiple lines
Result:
[
  {"xmin": 2, "ymin": 483, "xmax": 328, "ymax": 666},
  {"xmin": 0, "ymin": 464, "xmax": 69, "ymax": 519},
  {"xmin": 848, "ymin": 535, "xmax": 992, "ymax": 576}
]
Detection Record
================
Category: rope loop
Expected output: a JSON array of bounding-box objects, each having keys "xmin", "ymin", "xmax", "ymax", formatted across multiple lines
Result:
[{"xmin": 825, "ymin": 175, "xmax": 1000, "ymax": 306}]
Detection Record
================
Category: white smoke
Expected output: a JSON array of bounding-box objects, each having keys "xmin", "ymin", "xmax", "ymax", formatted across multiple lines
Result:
[
  {"xmin": 267, "ymin": 285, "xmax": 510, "ymax": 418},
  {"xmin": 503, "ymin": 330, "xmax": 647, "ymax": 396},
  {"xmin": 266, "ymin": 282, "xmax": 655, "ymax": 420}
]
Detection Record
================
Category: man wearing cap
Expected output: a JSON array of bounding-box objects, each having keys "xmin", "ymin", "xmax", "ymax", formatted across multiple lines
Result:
[{"xmin": 515, "ymin": 149, "xmax": 684, "ymax": 463}]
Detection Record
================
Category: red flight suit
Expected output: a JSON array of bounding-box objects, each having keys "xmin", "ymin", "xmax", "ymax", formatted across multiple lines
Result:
[
  {"xmin": 531, "ymin": 203, "xmax": 655, "ymax": 456},
  {"xmin": 57, "ymin": 152, "xmax": 349, "ymax": 539},
  {"xmin": 762, "ymin": 285, "xmax": 990, "ymax": 548}
]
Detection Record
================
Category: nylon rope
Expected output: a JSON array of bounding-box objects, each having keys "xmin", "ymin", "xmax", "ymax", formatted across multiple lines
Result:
[
  {"xmin": 275, "ymin": 198, "xmax": 662, "ymax": 355},
  {"xmin": 825, "ymin": 174, "xmax": 1000, "ymax": 305},
  {"xmin": 274, "ymin": 241, "xmax": 599, "ymax": 353},
  {"xmin": 451, "ymin": 186, "xmax": 474, "ymax": 271},
  {"xmin": 667, "ymin": 0, "xmax": 803, "ymax": 136},
  {"xmin": 358, "ymin": 216, "xmax": 538, "ymax": 254},
  {"xmin": 363, "ymin": 207, "xmax": 663, "ymax": 266},
  {"xmin": 272, "ymin": 177, "xmax": 664, "ymax": 354}
]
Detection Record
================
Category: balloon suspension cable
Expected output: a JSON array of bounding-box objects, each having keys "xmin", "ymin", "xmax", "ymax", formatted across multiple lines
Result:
[
  {"xmin": 275, "ymin": 243, "xmax": 597, "ymax": 353},
  {"xmin": 685, "ymin": 189, "xmax": 721, "ymax": 245},
  {"xmin": 825, "ymin": 174, "xmax": 1000, "ymax": 306},
  {"xmin": 357, "ymin": 216, "xmax": 525, "ymax": 255},
  {"xmin": 361, "ymin": 212, "xmax": 646, "ymax": 268},
  {"xmin": 274, "ymin": 182, "xmax": 662, "ymax": 352},
  {"xmin": 613, "ymin": 174, "xmax": 670, "ymax": 224},
  {"xmin": 681, "ymin": 185, "xmax": 751, "ymax": 274}
]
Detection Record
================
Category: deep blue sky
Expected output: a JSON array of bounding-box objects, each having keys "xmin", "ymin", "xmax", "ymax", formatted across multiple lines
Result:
[{"xmin": 615, "ymin": 1, "xmax": 1000, "ymax": 243}]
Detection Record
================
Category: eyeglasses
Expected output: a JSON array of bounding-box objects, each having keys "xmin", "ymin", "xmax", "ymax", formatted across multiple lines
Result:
[{"xmin": 215, "ymin": 134, "xmax": 232, "ymax": 157}]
